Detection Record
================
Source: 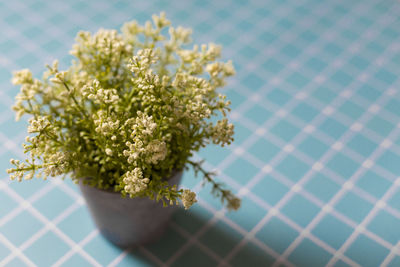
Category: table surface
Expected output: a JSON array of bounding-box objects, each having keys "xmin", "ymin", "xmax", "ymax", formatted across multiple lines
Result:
[{"xmin": 1, "ymin": 0, "xmax": 400, "ymax": 266}]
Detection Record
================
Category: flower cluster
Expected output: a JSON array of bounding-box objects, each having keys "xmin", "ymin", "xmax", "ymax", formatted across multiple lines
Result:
[{"xmin": 7, "ymin": 13, "xmax": 240, "ymax": 210}]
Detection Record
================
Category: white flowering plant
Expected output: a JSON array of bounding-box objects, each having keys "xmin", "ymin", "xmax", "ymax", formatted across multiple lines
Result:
[{"xmin": 7, "ymin": 13, "xmax": 240, "ymax": 211}]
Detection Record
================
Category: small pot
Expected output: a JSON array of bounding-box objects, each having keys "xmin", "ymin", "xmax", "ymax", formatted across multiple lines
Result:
[{"xmin": 79, "ymin": 171, "xmax": 183, "ymax": 248}]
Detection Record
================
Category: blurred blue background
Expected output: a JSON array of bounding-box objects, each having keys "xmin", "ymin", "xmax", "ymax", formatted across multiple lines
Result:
[{"xmin": 1, "ymin": 0, "xmax": 400, "ymax": 266}]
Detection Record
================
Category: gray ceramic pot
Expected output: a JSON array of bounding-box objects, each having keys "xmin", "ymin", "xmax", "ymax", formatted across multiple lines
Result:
[{"xmin": 79, "ymin": 171, "xmax": 183, "ymax": 248}]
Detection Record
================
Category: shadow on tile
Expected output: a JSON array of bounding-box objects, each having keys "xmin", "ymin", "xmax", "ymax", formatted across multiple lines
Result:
[{"xmin": 115, "ymin": 208, "xmax": 274, "ymax": 266}]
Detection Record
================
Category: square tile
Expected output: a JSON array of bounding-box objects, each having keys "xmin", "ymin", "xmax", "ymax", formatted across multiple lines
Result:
[
  {"xmin": 333, "ymin": 260, "xmax": 352, "ymax": 267},
  {"xmin": 6, "ymin": 257, "xmax": 29, "ymax": 267},
  {"xmin": 172, "ymin": 205, "xmax": 213, "ymax": 235},
  {"xmin": 252, "ymin": 175, "xmax": 289, "ymax": 205},
  {"xmin": 224, "ymin": 157, "xmax": 259, "ymax": 185},
  {"xmin": 292, "ymin": 103, "xmax": 319, "ymax": 122},
  {"xmin": 145, "ymin": 226, "xmax": 186, "ymax": 262},
  {"xmin": 312, "ymin": 214, "xmax": 353, "ymax": 249},
  {"xmin": 286, "ymin": 72, "xmax": 308, "ymax": 87},
  {"xmin": 356, "ymin": 171, "xmax": 391, "ymax": 199},
  {"xmin": 244, "ymin": 104, "xmax": 272, "ymax": 124},
  {"xmin": 229, "ymin": 242, "xmax": 275, "ymax": 267},
  {"xmin": 323, "ymin": 43, "xmax": 343, "ymax": 56},
  {"xmin": 0, "ymin": 241, "xmax": 10, "ymax": 259},
  {"xmin": 171, "ymin": 244, "xmax": 217, "ymax": 267},
  {"xmin": 312, "ymin": 88, "xmax": 337, "ymax": 104},
  {"xmin": 198, "ymin": 220, "xmax": 243, "ymax": 257},
  {"xmin": 255, "ymin": 216, "xmax": 299, "ymax": 254},
  {"xmin": 331, "ymin": 71, "xmax": 353, "ymax": 86},
  {"xmin": 387, "ymin": 189, "xmax": 400, "ymax": 211},
  {"xmin": 197, "ymin": 144, "xmax": 231, "ymax": 166},
  {"xmin": 262, "ymin": 58, "xmax": 284, "ymax": 74},
  {"xmin": 365, "ymin": 41, "xmax": 384, "ymax": 55},
  {"xmin": 225, "ymin": 90, "xmax": 247, "ymax": 109},
  {"xmin": 0, "ymin": 190, "xmax": 19, "ymax": 219},
  {"xmin": 385, "ymin": 99, "xmax": 400, "ymax": 117},
  {"xmin": 305, "ymin": 57, "xmax": 327, "ymax": 72},
  {"xmin": 7, "ymin": 179, "xmax": 48, "ymax": 199},
  {"xmin": 24, "ymin": 231, "xmax": 70, "ymax": 266},
  {"xmin": 197, "ymin": 182, "xmax": 227, "ymax": 209},
  {"xmin": 258, "ymin": 31, "xmax": 278, "ymax": 44},
  {"xmin": 270, "ymin": 120, "xmax": 300, "ymax": 142},
  {"xmin": 298, "ymin": 30, "xmax": 318, "ymax": 44},
  {"xmin": 298, "ymin": 136, "xmax": 329, "ymax": 160},
  {"xmin": 239, "ymin": 45, "xmax": 259, "ymax": 59},
  {"xmin": 356, "ymin": 84, "xmax": 381, "ymax": 102},
  {"xmin": 267, "ymin": 89, "xmax": 291, "ymax": 106},
  {"xmin": 326, "ymin": 153, "xmax": 359, "ymax": 178},
  {"xmin": 84, "ymin": 234, "xmax": 123, "ymax": 266},
  {"xmin": 248, "ymin": 138, "xmax": 280, "ymax": 163},
  {"xmin": 60, "ymin": 254, "xmax": 92, "ymax": 267},
  {"xmin": 376, "ymin": 151, "xmax": 400, "ymax": 176},
  {"xmin": 319, "ymin": 118, "xmax": 347, "ymax": 139},
  {"xmin": 349, "ymin": 55, "xmax": 369, "ymax": 70},
  {"xmin": 32, "ymin": 187, "xmax": 75, "ymax": 220},
  {"xmin": 367, "ymin": 210, "xmax": 400, "ymax": 245},
  {"xmin": 288, "ymin": 238, "xmax": 332, "ymax": 267},
  {"xmin": 1, "ymin": 210, "xmax": 43, "ymax": 246},
  {"xmin": 225, "ymin": 196, "xmax": 266, "ymax": 232},
  {"xmin": 57, "ymin": 206, "xmax": 96, "ymax": 243},
  {"xmin": 347, "ymin": 134, "xmax": 378, "ymax": 157},
  {"xmin": 276, "ymin": 155, "xmax": 310, "ymax": 182},
  {"xmin": 242, "ymin": 73, "xmax": 264, "ymax": 91},
  {"xmin": 337, "ymin": 101, "xmax": 364, "ymax": 120},
  {"xmin": 304, "ymin": 173, "xmax": 341, "ymax": 202},
  {"xmin": 374, "ymin": 68, "xmax": 397, "ymax": 85},
  {"xmin": 281, "ymin": 194, "xmax": 320, "ymax": 227},
  {"xmin": 344, "ymin": 234, "xmax": 389, "ymax": 267},
  {"xmin": 334, "ymin": 192, "xmax": 373, "ymax": 223},
  {"xmin": 278, "ymin": 19, "xmax": 295, "ymax": 30},
  {"xmin": 232, "ymin": 123, "xmax": 253, "ymax": 144},
  {"xmin": 366, "ymin": 116, "xmax": 395, "ymax": 137}
]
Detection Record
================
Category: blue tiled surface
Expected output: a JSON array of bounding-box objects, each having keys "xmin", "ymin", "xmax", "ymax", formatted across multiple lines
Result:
[{"xmin": 0, "ymin": 0, "xmax": 400, "ymax": 266}]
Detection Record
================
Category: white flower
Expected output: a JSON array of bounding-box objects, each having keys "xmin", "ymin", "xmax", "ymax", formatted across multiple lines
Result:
[
  {"xmin": 8, "ymin": 14, "xmax": 239, "ymax": 210},
  {"xmin": 12, "ymin": 69, "xmax": 33, "ymax": 85},
  {"xmin": 27, "ymin": 116, "xmax": 50, "ymax": 133},
  {"xmin": 105, "ymin": 148, "xmax": 113, "ymax": 156},
  {"xmin": 123, "ymin": 168, "xmax": 150, "ymax": 195},
  {"xmin": 211, "ymin": 119, "xmax": 234, "ymax": 146},
  {"xmin": 152, "ymin": 12, "xmax": 170, "ymax": 29},
  {"xmin": 181, "ymin": 189, "xmax": 197, "ymax": 209}
]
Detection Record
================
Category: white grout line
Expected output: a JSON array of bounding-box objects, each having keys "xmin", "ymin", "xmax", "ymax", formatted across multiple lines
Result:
[
  {"xmin": 222, "ymin": 1, "xmax": 387, "ymax": 265},
  {"xmin": 165, "ymin": 211, "xmax": 223, "ymax": 266},
  {"xmin": 274, "ymin": 98, "xmax": 400, "ymax": 266},
  {"xmin": 0, "ymin": 185, "xmax": 102, "ymax": 267},
  {"xmin": 169, "ymin": 222, "xmax": 225, "ymax": 264},
  {"xmin": 107, "ymin": 249, "xmax": 131, "ymax": 267},
  {"xmin": 381, "ymin": 241, "xmax": 400, "ymax": 267},
  {"xmin": 197, "ymin": 198, "xmax": 296, "ymax": 267},
  {"xmin": 52, "ymin": 229, "xmax": 99, "ymax": 267},
  {"xmin": 0, "ymin": 233, "xmax": 36, "ymax": 267},
  {"xmin": 0, "ymin": 182, "xmax": 55, "ymax": 227},
  {"xmin": 327, "ymin": 178, "xmax": 400, "ymax": 266}
]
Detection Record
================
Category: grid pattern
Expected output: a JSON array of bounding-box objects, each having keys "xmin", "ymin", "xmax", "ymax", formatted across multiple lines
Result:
[{"xmin": 0, "ymin": 0, "xmax": 400, "ymax": 266}]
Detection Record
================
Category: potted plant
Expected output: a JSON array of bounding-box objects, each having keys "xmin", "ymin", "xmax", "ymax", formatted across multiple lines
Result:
[{"xmin": 7, "ymin": 12, "xmax": 240, "ymax": 247}]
